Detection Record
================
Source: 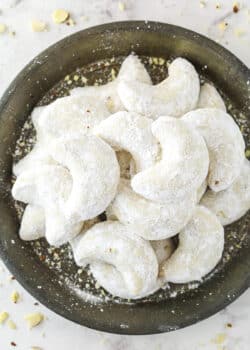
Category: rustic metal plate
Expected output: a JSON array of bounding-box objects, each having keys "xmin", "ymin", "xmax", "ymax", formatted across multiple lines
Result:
[{"xmin": 0, "ymin": 21, "xmax": 249, "ymax": 334}]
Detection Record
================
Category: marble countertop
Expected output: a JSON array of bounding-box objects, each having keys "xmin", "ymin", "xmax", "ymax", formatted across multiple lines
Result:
[{"xmin": 0, "ymin": 0, "xmax": 249, "ymax": 349}]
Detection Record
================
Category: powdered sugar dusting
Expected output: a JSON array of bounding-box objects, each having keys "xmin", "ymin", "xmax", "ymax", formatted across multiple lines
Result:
[{"xmin": 11, "ymin": 55, "xmax": 250, "ymax": 306}]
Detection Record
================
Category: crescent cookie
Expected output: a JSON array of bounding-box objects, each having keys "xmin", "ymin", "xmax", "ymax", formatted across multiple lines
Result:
[
  {"xmin": 201, "ymin": 159, "xmax": 250, "ymax": 225},
  {"xmin": 161, "ymin": 206, "xmax": 224, "ymax": 283},
  {"xmin": 13, "ymin": 106, "xmax": 54, "ymax": 176},
  {"xmin": 72, "ymin": 221, "xmax": 159, "ymax": 299},
  {"xmin": 13, "ymin": 144, "xmax": 55, "ymax": 177},
  {"xmin": 70, "ymin": 54, "xmax": 152, "ymax": 113},
  {"xmin": 94, "ymin": 111, "xmax": 159, "ymax": 173},
  {"xmin": 37, "ymin": 95, "xmax": 110, "ymax": 141},
  {"xmin": 19, "ymin": 205, "xmax": 45, "ymax": 241},
  {"xmin": 50, "ymin": 136, "xmax": 120, "ymax": 221},
  {"xmin": 131, "ymin": 116, "xmax": 209, "ymax": 202},
  {"xmin": 90, "ymin": 238, "xmax": 174, "ymax": 300},
  {"xmin": 197, "ymin": 83, "xmax": 226, "ymax": 111},
  {"xmin": 12, "ymin": 164, "xmax": 83, "ymax": 246},
  {"xmin": 118, "ymin": 57, "xmax": 200, "ymax": 118},
  {"xmin": 106, "ymin": 179, "xmax": 197, "ymax": 240},
  {"xmin": 182, "ymin": 108, "xmax": 245, "ymax": 191}
]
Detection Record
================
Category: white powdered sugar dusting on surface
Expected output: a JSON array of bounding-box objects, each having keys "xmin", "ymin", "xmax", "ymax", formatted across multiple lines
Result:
[{"xmin": 10, "ymin": 55, "xmax": 250, "ymax": 306}]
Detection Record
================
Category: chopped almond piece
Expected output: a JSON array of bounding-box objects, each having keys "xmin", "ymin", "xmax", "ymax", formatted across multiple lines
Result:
[
  {"xmin": 24, "ymin": 313, "xmax": 44, "ymax": 329},
  {"xmin": 234, "ymin": 28, "xmax": 245, "ymax": 36},
  {"xmin": 0, "ymin": 311, "xmax": 9, "ymax": 324},
  {"xmin": 7, "ymin": 320, "xmax": 17, "ymax": 329},
  {"xmin": 118, "ymin": 2, "xmax": 126, "ymax": 11},
  {"xmin": 0, "ymin": 23, "xmax": 6, "ymax": 34},
  {"xmin": 10, "ymin": 291, "xmax": 20, "ymax": 303},
  {"xmin": 218, "ymin": 21, "xmax": 228, "ymax": 31},
  {"xmin": 31, "ymin": 20, "xmax": 47, "ymax": 32},
  {"xmin": 52, "ymin": 9, "xmax": 69, "ymax": 24}
]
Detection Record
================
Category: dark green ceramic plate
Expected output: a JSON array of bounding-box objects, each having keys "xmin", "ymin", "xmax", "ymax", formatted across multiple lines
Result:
[{"xmin": 0, "ymin": 21, "xmax": 249, "ymax": 335}]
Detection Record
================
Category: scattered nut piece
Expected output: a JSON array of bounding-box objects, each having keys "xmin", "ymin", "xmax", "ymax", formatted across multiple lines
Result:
[
  {"xmin": 52, "ymin": 9, "xmax": 69, "ymax": 24},
  {"xmin": 234, "ymin": 28, "xmax": 245, "ymax": 36},
  {"xmin": 216, "ymin": 3, "xmax": 221, "ymax": 9},
  {"xmin": 31, "ymin": 20, "xmax": 47, "ymax": 32},
  {"xmin": 24, "ymin": 313, "xmax": 44, "ymax": 329},
  {"xmin": 106, "ymin": 96, "xmax": 114, "ymax": 110},
  {"xmin": 64, "ymin": 75, "xmax": 70, "ymax": 81},
  {"xmin": 11, "ymin": 342, "xmax": 17, "ymax": 347},
  {"xmin": 152, "ymin": 57, "xmax": 159, "ymax": 65},
  {"xmin": 0, "ymin": 311, "xmax": 9, "ymax": 324},
  {"xmin": 7, "ymin": 320, "xmax": 17, "ymax": 330},
  {"xmin": 226, "ymin": 322, "xmax": 233, "ymax": 328},
  {"xmin": 118, "ymin": 2, "xmax": 126, "ymax": 11},
  {"xmin": 158, "ymin": 58, "xmax": 165, "ymax": 65},
  {"xmin": 81, "ymin": 76, "xmax": 88, "ymax": 84},
  {"xmin": 66, "ymin": 18, "xmax": 75, "ymax": 26},
  {"xmin": 111, "ymin": 68, "xmax": 116, "ymax": 80},
  {"xmin": 200, "ymin": 1, "xmax": 206, "ymax": 8},
  {"xmin": 245, "ymin": 149, "xmax": 250, "ymax": 157},
  {"xmin": 233, "ymin": 2, "xmax": 240, "ymax": 13},
  {"xmin": 8, "ymin": 275, "xmax": 16, "ymax": 282},
  {"xmin": 233, "ymin": 5, "xmax": 239, "ymax": 13},
  {"xmin": 0, "ymin": 23, "xmax": 7, "ymax": 34},
  {"xmin": 81, "ymin": 15, "xmax": 89, "ymax": 21},
  {"xmin": 73, "ymin": 75, "xmax": 79, "ymax": 81},
  {"xmin": 218, "ymin": 21, "xmax": 228, "ymax": 31},
  {"xmin": 10, "ymin": 291, "xmax": 20, "ymax": 303},
  {"xmin": 31, "ymin": 347, "xmax": 42, "ymax": 350},
  {"xmin": 212, "ymin": 333, "xmax": 226, "ymax": 345}
]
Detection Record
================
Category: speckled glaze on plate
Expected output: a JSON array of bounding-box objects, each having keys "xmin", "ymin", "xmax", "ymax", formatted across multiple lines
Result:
[{"xmin": 0, "ymin": 21, "xmax": 249, "ymax": 335}]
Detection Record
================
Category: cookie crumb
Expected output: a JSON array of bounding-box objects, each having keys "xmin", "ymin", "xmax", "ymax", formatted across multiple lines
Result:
[
  {"xmin": 81, "ymin": 76, "xmax": 88, "ymax": 84},
  {"xmin": 111, "ymin": 68, "xmax": 116, "ymax": 80},
  {"xmin": 158, "ymin": 58, "xmax": 165, "ymax": 66}
]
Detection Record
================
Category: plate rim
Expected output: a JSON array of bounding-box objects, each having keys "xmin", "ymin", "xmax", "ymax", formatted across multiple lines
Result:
[{"xmin": 0, "ymin": 20, "xmax": 249, "ymax": 335}]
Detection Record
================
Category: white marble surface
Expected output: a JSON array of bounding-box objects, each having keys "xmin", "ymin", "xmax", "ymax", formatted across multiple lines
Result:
[{"xmin": 0, "ymin": 0, "xmax": 249, "ymax": 349}]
